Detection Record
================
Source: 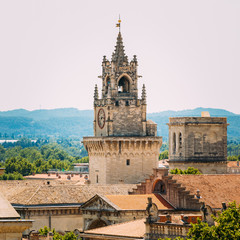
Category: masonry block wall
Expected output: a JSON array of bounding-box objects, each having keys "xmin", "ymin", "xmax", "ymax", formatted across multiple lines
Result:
[
  {"xmin": 167, "ymin": 117, "xmax": 228, "ymax": 174},
  {"xmin": 84, "ymin": 137, "xmax": 162, "ymax": 184}
]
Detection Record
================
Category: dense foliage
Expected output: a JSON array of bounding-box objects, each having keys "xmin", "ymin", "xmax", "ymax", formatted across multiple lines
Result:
[
  {"xmin": 39, "ymin": 226, "xmax": 78, "ymax": 240},
  {"xmin": 228, "ymin": 143, "xmax": 240, "ymax": 156},
  {"xmin": 0, "ymin": 138, "xmax": 89, "ymax": 178},
  {"xmin": 228, "ymin": 155, "xmax": 240, "ymax": 161},
  {"xmin": 0, "ymin": 172, "xmax": 24, "ymax": 180},
  {"xmin": 159, "ymin": 150, "xmax": 168, "ymax": 160},
  {"xmin": 170, "ymin": 167, "xmax": 202, "ymax": 175},
  {"xmin": 159, "ymin": 202, "xmax": 240, "ymax": 240}
]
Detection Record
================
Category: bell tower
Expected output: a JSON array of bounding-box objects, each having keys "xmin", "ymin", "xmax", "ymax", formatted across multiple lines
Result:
[
  {"xmin": 94, "ymin": 32, "xmax": 147, "ymax": 137},
  {"xmin": 83, "ymin": 28, "xmax": 162, "ymax": 184}
]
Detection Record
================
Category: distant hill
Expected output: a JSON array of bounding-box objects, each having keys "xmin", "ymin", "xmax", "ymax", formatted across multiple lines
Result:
[
  {"xmin": 0, "ymin": 108, "xmax": 239, "ymax": 141},
  {"xmin": 0, "ymin": 108, "xmax": 93, "ymax": 120},
  {"xmin": 147, "ymin": 108, "xmax": 240, "ymax": 141}
]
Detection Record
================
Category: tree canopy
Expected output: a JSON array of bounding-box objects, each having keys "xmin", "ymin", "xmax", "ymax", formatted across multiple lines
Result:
[
  {"xmin": 0, "ymin": 139, "xmax": 89, "ymax": 178},
  {"xmin": 159, "ymin": 201, "xmax": 240, "ymax": 240},
  {"xmin": 39, "ymin": 226, "xmax": 78, "ymax": 240},
  {"xmin": 170, "ymin": 167, "xmax": 202, "ymax": 175}
]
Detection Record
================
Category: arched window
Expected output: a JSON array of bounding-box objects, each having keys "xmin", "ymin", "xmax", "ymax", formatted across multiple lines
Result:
[
  {"xmin": 179, "ymin": 132, "xmax": 182, "ymax": 149},
  {"xmin": 194, "ymin": 132, "xmax": 203, "ymax": 154},
  {"xmin": 173, "ymin": 132, "xmax": 176, "ymax": 154},
  {"xmin": 153, "ymin": 180, "xmax": 166, "ymax": 194},
  {"xmin": 118, "ymin": 76, "xmax": 130, "ymax": 93},
  {"xmin": 105, "ymin": 76, "xmax": 110, "ymax": 94}
]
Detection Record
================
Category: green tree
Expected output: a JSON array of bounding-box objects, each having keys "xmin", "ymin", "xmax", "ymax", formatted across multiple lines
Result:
[
  {"xmin": 159, "ymin": 202, "xmax": 240, "ymax": 240},
  {"xmin": 38, "ymin": 227, "xmax": 78, "ymax": 240},
  {"xmin": 39, "ymin": 226, "xmax": 50, "ymax": 236},
  {"xmin": 170, "ymin": 167, "xmax": 201, "ymax": 175},
  {"xmin": 159, "ymin": 150, "xmax": 168, "ymax": 160},
  {"xmin": 63, "ymin": 232, "xmax": 77, "ymax": 240}
]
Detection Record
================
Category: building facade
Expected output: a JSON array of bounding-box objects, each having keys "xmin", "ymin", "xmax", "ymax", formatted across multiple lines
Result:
[
  {"xmin": 83, "ymin": 32, "xmax": 162, "ymax": 184},
  {"xmin": 167, "ymin": 115, "xmax": 228, "ymax": 174}
]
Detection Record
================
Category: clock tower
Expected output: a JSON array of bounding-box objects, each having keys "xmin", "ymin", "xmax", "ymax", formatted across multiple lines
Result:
[{"xmin": 83, "ymin": 30, "xmax": 162, "ymax": 184}]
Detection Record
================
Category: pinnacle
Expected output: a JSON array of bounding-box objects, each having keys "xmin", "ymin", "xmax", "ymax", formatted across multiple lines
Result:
[{"xmin": 111, "ymin": 32, "xmax": 128, "ymax": 65}]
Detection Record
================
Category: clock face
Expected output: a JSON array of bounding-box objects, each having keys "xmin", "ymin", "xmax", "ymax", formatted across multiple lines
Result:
[{"xmin": 97, "ymin": 108, "xmax": 105, "ymax": 129}]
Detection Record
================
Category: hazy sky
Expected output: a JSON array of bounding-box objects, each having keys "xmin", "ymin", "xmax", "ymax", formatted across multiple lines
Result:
[{"xmin": 0, "ymin": 0, "xmax": 239, "ymax": 113}]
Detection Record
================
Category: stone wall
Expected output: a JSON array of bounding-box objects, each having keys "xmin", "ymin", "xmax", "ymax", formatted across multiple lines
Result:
[
  {"xmin": 130, "ymin": 168, "xmax": 201, "ymax": 211},
  {"xmin": 83, "ymin": 136, "xmax": 162, "ymax": 184},
  {"xmin": 112, "ymin": 104, "xmax": 144, "ymax": 136},
  {"xmin": 17, "ymin": 207, "xmax": 83, "ymax": 234},
  {"xmin": 168, "ymin": 117, "xmax": 228, "ymax": 174}
]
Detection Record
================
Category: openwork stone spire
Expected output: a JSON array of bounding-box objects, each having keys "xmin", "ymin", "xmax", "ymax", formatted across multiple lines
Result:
[{"xmin": 111, "ymin": 32, "xmax": 128, "ymax": 66}]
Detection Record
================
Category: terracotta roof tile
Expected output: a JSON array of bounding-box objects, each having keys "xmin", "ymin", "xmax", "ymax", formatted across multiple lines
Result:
[
  {"xmin": 0, "ymin": 192, "xmax": 20, "ymax": 219},
  {"xmin": 172, "ymin": 174, "xmax": 240, "ymax": 208},
  {"xmin": 227, "ymin": 161, "xmax": 240, "ymax": 168},
  {"xmin": 84, "ymin": 218, "xmax": 145, "ymax": 238},
  {"xmin": 105, "ymin": 194, "xmax": 174, "ymax": 210},
  {"xmin": 0, "ymin": 180, "xmax": 136, "ymax": 205}
]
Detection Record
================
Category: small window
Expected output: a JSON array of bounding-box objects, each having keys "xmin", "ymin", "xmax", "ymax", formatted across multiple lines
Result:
[
  {"xmin": 126, "ymin": 159, "xmax": 130, "ymax": 166},
  {"xmin": 179, "ymin": 132, "xmax": 182, "ymax": 148},
  {"xmin": 96, "ymin": 175, "xmax": 98, "ymax": 183},
  {"xmin": 173, "ymin": 132, "xmax": 176, "ymax": 154},
  {"xmin": 126, "ymin": 100, "xmax": 129, "ymax": 106},
  {"xmin": 115, "ymin": 101, "xmax": 119, "ymax": 106}
]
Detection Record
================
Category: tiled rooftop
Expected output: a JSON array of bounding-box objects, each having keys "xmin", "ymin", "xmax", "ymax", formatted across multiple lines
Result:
[
  {"xmin": 0, "ymin": 192, "xmax": 20, "ymax": 219},
  {"xmin": 105, "ymin": 194, "xmax": 174, "ymax": 210},
  {"xmin": 0, "ymin": 180, "xmax": 136, "ymax": 205},
  {"xmin": 84, "ymin": 218, "xmax": 145, "ymax": 238},
  {"xmin": 172, "ymin": 174, "xmax": 240, "ymax": 208}
]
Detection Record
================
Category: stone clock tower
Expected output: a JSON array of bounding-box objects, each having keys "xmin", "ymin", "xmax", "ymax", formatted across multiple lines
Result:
[{"xmin": 83, "ymin": 31, "xmax": 162, "ymax": 184}]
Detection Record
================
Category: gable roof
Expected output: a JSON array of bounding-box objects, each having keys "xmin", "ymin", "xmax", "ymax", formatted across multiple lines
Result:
[
  {"xmin": 172, "ymin": 174, "xmax": 240, "ymax": 209},
  {"xmin": 83, "ymin": 218, "xmax": 145, "ymax": 239},
  {"xmin": 0, "ymin": 192, "xmax": 20, "ymax": 219},
  {"xmin": 80, "ymin": 194, "xmax": 120, "ymax": 211}
]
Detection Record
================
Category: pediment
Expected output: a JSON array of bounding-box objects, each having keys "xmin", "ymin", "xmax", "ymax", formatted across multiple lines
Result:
[{"xmin": 81, "ymin": 195, "xmax": 117, "ymax": 211}]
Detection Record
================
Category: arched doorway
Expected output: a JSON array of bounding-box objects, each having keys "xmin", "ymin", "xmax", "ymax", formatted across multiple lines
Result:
[
  {"xmin": 153, "ymin": 180, "xmax": 166, "ymax": 194},
  {"xmin": 118, "ymin": 76, "xmax": 130, "ymax": 93}
]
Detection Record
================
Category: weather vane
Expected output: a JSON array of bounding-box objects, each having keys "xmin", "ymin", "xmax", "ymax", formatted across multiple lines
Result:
[{"xmin": 116, "ymin": 15, "xmax": 121, "ymax": 32}]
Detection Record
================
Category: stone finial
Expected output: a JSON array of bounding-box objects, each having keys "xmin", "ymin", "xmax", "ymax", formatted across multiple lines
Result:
[
  {"xmin": 133, "ymin": 55, "xmax": 137, "ymax": 62},
  {"xmin": 103, "ymin": 55, "xmax": 107, "ymax": 62},
  {"xmin": 196, "ymin": 189, "xmax": 201, "ymax": 199},
  {"xmin": 94, "ymin": 84, "xmax": 99, "ymax": 100},
  {"xmin": 141, "ymin": 84, "xmax": 146, "ymax": 103},
  {"xmin": 200, "ymin": 202, "xmax": 208, "ymax": 222},
  {"xmin": 221, "ymin": 202, "xmax": 227, "ymax": 212},
  {"xmin": 146, "ymin": 197, "xmax": 152, "ymax": 216}
]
